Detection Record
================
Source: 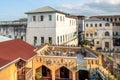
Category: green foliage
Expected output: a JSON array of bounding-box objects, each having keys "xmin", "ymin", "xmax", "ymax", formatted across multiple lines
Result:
[
  {"xmin": 35, "ymin": 72, "xmax": 42, "ymax": 79},
  {"xmin": 81, "ymin": 40, "xmax": 89, "ymax": 46}
]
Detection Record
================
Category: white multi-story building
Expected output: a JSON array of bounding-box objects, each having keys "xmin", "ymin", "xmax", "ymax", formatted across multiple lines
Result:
[
  {"xmin": 84, "ymin": 18, "xmax": 113, "ymax": 50},
  {"xmin": 91, "ymin": 15, "xmax": 120, "ymax": 52},
  {"xmin": 26, "ymin": 6, "xmax": 78, "ymax": 46},
  {"xmin": 0, "ymin": 18, "xmax": 27, "ymax": 41}
]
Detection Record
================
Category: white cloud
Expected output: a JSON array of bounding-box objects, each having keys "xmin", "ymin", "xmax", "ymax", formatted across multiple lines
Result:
[
  {"xmin": 94, "ymin": 0, "xmax": 120, "ymax": 4},
  {"xmin": 57, "ymin": 0, "xmax": 120, "ymax": 16}
]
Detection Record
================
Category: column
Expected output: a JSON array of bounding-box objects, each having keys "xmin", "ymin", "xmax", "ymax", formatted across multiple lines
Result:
[
  {"xmin": 52, "ymin": 70, "xmax": 55, "ymax": 80},
  {"xmin": 73, "ymin": 72, "xmax": 76, "ymax": 80}
]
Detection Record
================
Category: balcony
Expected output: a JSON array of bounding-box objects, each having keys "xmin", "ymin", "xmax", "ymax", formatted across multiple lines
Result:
[{"xmin": 18, "ymin": 67, "xmax": 33, "ymax": 80}]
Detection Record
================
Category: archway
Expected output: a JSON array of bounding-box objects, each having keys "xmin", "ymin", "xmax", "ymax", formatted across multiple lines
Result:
[
  {"xmin": 55, "ymin": 66, "xmax": 72, "ymax": 80},
  {"xmin": 36, "ymin": 65, "xmax": 52, "ymax": 80}
]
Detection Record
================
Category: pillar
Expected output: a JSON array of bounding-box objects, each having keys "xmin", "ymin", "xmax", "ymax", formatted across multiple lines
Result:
[
  {"xmin": 52, "ymin": 70, "xmax": 55, "ymax": 80},
  {"xmin": 73, "ymin": 72, "xmax": 76, "ymax": 80}
]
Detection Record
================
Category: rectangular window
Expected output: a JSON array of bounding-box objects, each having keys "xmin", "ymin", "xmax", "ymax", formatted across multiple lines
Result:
[
  {"xmin": 116, "ymin": 32, "xmax": 118, "ymax": 35},
  {"xmin": 60, "ymin": 16, "xmax": 62, "ymax": 21},
  {"xmin": 63, "ymin": 35, "xmax": 64, "ymax": 42},
  {"xmin": 57, "ymin": 36, "xmax": 59, "ymax": 44},
  {"xmin": 34, "ymin": 36, "xmax": 37, "ymax": 46},
  {"xmin": 60, "ymin": 36, "xmax": 62, "ymax": 43},
  {"xmin": 86, "ymin": 24, "xmax": 88, "ymax": 27},
  {"xmin": 32, "ymin": 16, "xmax": 36, "ymax": 21},
  {"xmin": 57, "ymin": 15, "xmax": 59, "ymax": 21},
  {"xmin": 40, "ymin": 16, "xmax": 44, "ymax": 21},
  {"xmin": 49, "ymin": 15, "xmax": 52, "ymax": 21},
  {"xmin": 97, "ymin": 41, "xmax": 99, "ymax": 44},
  {"xmin": 41, "ymin": 37, "xmax": 44, "ymax": 44},
  {"xmin": 48, "ymin": 37, "xmax": 52, "ymax": 44}
]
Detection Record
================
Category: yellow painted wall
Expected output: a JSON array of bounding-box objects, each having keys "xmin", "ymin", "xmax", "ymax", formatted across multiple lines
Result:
[{"xmin": 0, "ymin": 63, "xmax": 17, "ymax": 80}]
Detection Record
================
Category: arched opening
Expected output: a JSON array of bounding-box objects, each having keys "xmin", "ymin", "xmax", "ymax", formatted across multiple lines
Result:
[
  {"xmin": 105, "ymin": 23, "xmax": 110, "ymax": 26},
  {"xmin": 55, "ymin": 66, "xmax": 72, "ymax": 80},
  {"xmin": 78, "ymin": 70, "xmax": 89, "ymax": 80},
  {"xmin": 36, "ymin": 65, "xmax": 52, "ymax": 80},
  {"xmin": 60, "ymin": 67, "xmax": 69, "ymax": 78},
  {"xmin": 105, "ymin": 31, "xmax": 110, "ymax": 36}
]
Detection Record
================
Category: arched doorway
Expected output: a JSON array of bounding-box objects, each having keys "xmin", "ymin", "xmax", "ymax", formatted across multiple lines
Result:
[
  {"xmin": 36, "ymin": 65, "xmax": 52, "ymax": 80},
  {"xmin": 55, "ymin": 66, "xmax": 72, "ymax": 80},
  {"xmin": 60, "ymin": 67, "xmax": 69, "ymax": 78},
  {"xmin": 42, "ymin": 65, "xmax": 51, "ymax": 77},
  {"xmin": 78, "ymin": 70, "xmax": 89, "ymax": 80}
]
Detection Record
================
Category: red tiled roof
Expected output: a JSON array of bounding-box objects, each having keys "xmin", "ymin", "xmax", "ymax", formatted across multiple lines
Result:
[{"xmin": 0, "ymin": 39, "xmax": 36, "ymax": 69}]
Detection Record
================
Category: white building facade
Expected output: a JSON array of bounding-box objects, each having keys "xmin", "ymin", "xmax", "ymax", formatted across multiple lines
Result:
[
  {"xmin": 26, "ymin": 6, "xmax": 78, "ymax": 46},
  {"xmin": 91, "ymin": 15, "xmax": 120, "ymax": 52},
  {"xmin": 84, "ymin": 18, "xmax": 113, "ymax": 50},
  {"xmin": 0, "ymin": 18, "xmax": 27, "ymax": 41}
]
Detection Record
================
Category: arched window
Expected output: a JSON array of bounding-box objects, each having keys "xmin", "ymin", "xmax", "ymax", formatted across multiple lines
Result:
[
  {"xmin": 94, "ymin": 32, "xmax": 97, "ymax": 36},
  {"xmin": 86, "ymin": 34, "xmax": 88, "ymax": 37},
  {"xmin": 105, "ymin": 23, "xmax": 110, "ymax": 27},
  {"xmin": 105, "ymin": 31, "xmax": 110, "ymax": 36},
  {"xmin": 99, "ymin": 23, "xmax": 102, "ymax": 27},
  {"xmin": 86, "ymin": 24, "xmax": 88, "ymax": 27}
]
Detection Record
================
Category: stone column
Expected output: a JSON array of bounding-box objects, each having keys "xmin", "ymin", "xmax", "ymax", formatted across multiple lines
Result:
[
  {"xmin": 52, "ymin": 70, "xmax": 55, "ymax": 80},
  {"xmin": 73, "ymin": 72, "xmax": 76, "ymax": 80}
]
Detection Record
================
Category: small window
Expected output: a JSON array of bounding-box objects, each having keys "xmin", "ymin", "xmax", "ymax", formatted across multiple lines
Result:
[
  {"xmin": 95, "ymin": 24, "xmax": 97, "ymax": 27},
  {"xmin": 21, "ymin": 36, "xmax": 23, "ymax": 40},
  {"xmin": 60, "ymin": 16, "xmax": 62, "ymax": 21},
  {"xmin": 116, "ymin": 32, "xmax": 118, "ymax": 35},
  {"xmin": 86, "ymin": 34, "xmax": 88, "ymax": 37},
  {"xmin": 34, "ymin": 36, "xmax": 37, "ymax": 46},
  {"xmin": 57, "ymin": 15, "xmax": 59, "ymax": 21},
  {"xmin": 110, "ymin": 18, "xmax": 113, "ymax": 22},
  {"xmin": 9, "ymin": 35, "xmax": 11, "ymax": 38},
  {"xmin": 86, "ymin": 24, "xmax": 88, "ymax": 27},
  {"xmin": 99, "ymin": 23, "xmax": 102, "ymax": 27},
  {"xmin": 105, "ymin": 23, "xmax": 110, "ymax": 26},
  {"xmin": 114, "ymin": 18, "xmax": 117, "ymax": 21},
  {"xmin": 49, "ymin": 15, "xmax": 52, "ymax": 21},
  {"xmin": 57, "ymin": 36, "xmax": 59, "ymax": 44},
  {"xmin": 97, "ymin": 41, "xmax": 99, "ymax": 44},
  {"xmin": 32, "ymin": 16, "xmax": 36, "ymax": 21},
  {"xmin": 60, "ymin": 36, "xmax": 62, "ymax": 43},
  {"xmin": 41, "ymin": 37, "xmax": 44, "ymax": 44},
  {"xmin": 107, "ymin": 18, "xmax": 109, "ymax": 21},
  {"xmin": 105, "ymin": 31, "xmax": 110, "ymax": 36},
  {"xmin": 40, "ymin": 16, "xmax": 44, "ymax": 21},
  {"xmin": 48, "ymin": 37, "xmax": 52, "ymax": 44},
  {"xmin": 95, "ymin": 32, "xmax": 97, "ymax": 36},
  {"xmin": 91, "ymin": 24, "xmax": 93, "ymax": 27},
  {"xmin": 90, "ymin": 34, "xmax": 93, "ymax": 37}
]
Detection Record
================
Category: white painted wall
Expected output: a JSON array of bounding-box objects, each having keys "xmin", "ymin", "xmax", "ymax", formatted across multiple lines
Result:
[{"xmin": 26, "ymin": 12, "xmax": 78, "ymax": 46}]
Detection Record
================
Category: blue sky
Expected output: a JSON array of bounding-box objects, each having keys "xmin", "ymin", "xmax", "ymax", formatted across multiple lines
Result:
[{"xmin": 0, "ymin": 0, "xmax": 120, "ymax": 21}]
